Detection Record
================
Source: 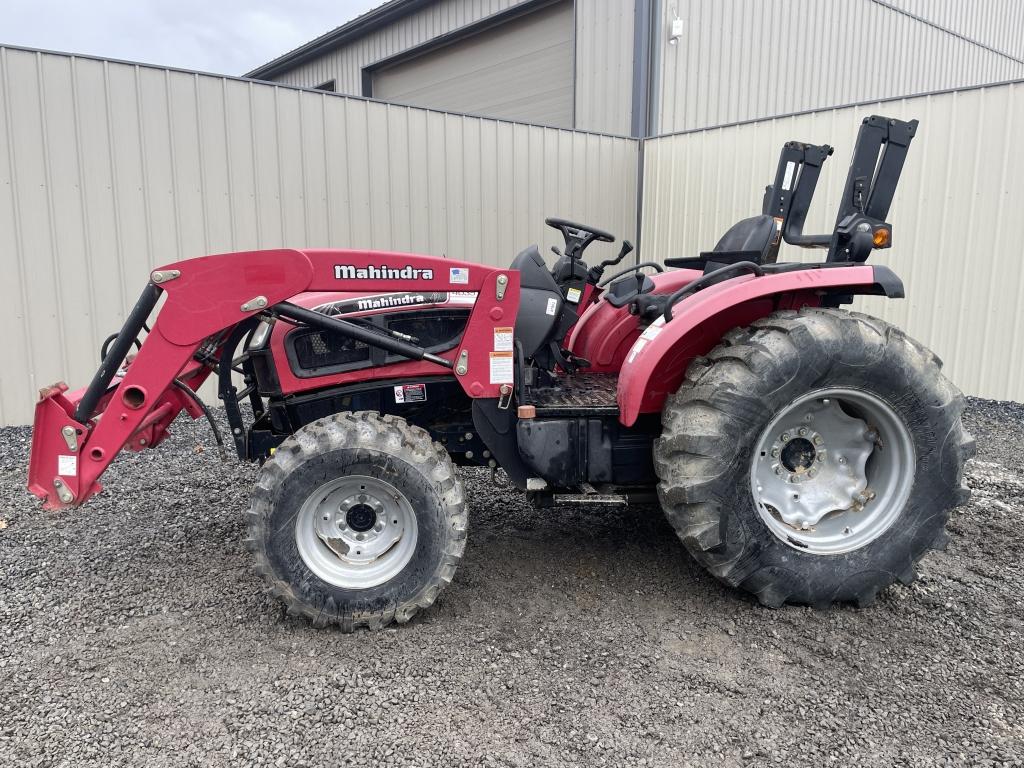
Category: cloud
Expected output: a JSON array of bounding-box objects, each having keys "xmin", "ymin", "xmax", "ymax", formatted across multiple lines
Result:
[{"xmin": 1, "ymin": 0, "xmax": 382, "ymax": 76}]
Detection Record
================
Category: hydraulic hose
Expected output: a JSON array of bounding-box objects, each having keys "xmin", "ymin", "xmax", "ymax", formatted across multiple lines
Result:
[{"xmin": 172, "ymin": 379, "xmax": 227, "ymax": 461}]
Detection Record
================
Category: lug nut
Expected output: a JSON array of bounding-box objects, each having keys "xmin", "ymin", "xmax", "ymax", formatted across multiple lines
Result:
[
  {"xmin": 781, "ymin": 433, "xmax": 790, "ymax": 442},
  {"xmin": 771, "ymin": 448, "xmax": 779, "ymax": 458},
  {"xmin": 798, "ymin": 428, "xmax": 807, "ymax": 436},
  {"xmin": 813, "ymin": 436, "xmax": 823, "ymax": 445}
]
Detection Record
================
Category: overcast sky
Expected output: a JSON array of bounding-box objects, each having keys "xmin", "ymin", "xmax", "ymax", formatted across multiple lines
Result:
[{"xmin": 2, "ymin": 0, "xmax": 383, "ymax": 76}]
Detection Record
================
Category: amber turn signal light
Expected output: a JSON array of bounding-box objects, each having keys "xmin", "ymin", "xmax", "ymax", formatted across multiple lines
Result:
[{"xmin": 872, "ymin": 227, "xmax": 891, "ymax": 247}]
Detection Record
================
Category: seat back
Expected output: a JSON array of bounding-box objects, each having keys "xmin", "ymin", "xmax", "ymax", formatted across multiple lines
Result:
[
  {"xmin": 509, "ymin": 245, "xmax": 564, "ymax": 360},
  {"xmin": 664, "ymin": 214, "xmax": 778, "ymax": 269}
]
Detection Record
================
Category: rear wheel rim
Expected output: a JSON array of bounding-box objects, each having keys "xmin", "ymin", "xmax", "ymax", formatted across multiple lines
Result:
[
  {"xmin": 750, "ymin": 387, "xmax": 916, "ymax": 554},
  {"xmin": 296, "ymin": 475, "xmax": 418, "ymax": 589}
]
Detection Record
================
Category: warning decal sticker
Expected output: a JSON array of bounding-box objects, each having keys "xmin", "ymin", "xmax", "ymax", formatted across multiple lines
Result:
[
  {"xmin": 393, "ymin": 384, "xmax": 427, "ymax": 404},
  {"xmin": 493, "ymin": 326, "xmax": 514, "ymax": 352},
  {"xmin": 489, "ymin": 351, "xmax": 514, "ymax": 384},
  {"xmin": 58, "ymin": 455, "xmax": 77, "ymax": 477}
]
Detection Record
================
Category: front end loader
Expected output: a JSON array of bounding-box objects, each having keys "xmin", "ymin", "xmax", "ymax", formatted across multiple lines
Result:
[{"xmin": 27, "ymin": 115, "xmax": 973, "ymax": 629}]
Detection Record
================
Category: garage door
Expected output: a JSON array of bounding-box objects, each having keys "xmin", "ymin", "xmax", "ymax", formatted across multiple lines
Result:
[{"xmin": 370, "ymin": 0, "xmax": 574, "ymax": 128}]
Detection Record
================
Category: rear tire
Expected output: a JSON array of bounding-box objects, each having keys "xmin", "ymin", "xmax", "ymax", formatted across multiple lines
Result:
[
  {"xmin": 653, "ymin": 308, "xmax": 975, "ymax": 608},
  {"xmin": 246, "ymin": 412, "xmax": 467, "ymax": 630}
]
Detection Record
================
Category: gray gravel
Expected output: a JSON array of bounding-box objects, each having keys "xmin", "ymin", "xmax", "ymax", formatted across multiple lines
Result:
[{"xmin": 1, "ymin": 398, "xmax": 1022, "ymax": 767}]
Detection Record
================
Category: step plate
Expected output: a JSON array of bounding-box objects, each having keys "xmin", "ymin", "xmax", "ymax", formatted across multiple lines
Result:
[{"xmin": 530, "ymin": 374, "xmax": 619, "ymax": 416}]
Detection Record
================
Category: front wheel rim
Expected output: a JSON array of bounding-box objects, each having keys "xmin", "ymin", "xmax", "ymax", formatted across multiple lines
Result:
[
  {"xmin": 750, "ymin": 387, "xmax": 916, "ymax": 555},
  {"xmin": 296, "ymin": 475, "xmax": 418, "ymax": 589}
]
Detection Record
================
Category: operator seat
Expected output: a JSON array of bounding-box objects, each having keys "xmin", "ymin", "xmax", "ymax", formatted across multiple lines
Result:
[
  {"xmin": 710, "ymin": 214, "xmax": 777, "ymax": 263},
  {"xmin": 664, "ymin": 214, "xmax": 779, "ymax": 269},
  {"xmin": 509, "ymin": 245, "xmax": 564, "ymax": 360}
]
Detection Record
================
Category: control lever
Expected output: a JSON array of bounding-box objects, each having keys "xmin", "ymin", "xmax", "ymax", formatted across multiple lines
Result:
[
  {"xmin": 592, "ymin": 239, "xmax": 634, "ymax": 280},
  {"xmin": 551, "ymin": 246, "xmax": 563, "ymax": 257}
]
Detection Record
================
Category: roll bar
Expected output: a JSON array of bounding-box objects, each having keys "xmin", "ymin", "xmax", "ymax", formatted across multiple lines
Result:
[{"xmin": 762, "ymin": 115, "xmax": 919, "ymax": 263}]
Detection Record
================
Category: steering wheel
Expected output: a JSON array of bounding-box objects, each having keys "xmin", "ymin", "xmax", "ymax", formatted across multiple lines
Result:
[{"xmin": 545, "ymin": 217, "xmax": 615, "ymax": 260}]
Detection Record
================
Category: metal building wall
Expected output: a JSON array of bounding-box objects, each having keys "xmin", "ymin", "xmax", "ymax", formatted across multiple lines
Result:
[
  {"xmin": 574, "ymin": 0, "xmax": 636, "ymax": 135},
  {"xmin": 267, "ymin": 0, "xmax": 636, "ymax": 136},
  {"xmin": 270, "ymin": 0, "xmax": 532, "ymax": 93},
  {"xmin": 0, "ymin": 46, "xmax": 638, "ymax": 426},
  {"xmin": 653, "ymin": 0, "xmax": 1024, "ymax": 134},
  {"xmin": 886, "ymin": 0, "xmax": 1024, "ymax": 60},
  {"xmin": 641, "ymin": 80, "xmax": 1024, "ymax": 401},
  {"xmin": 370, "ymin": 0, "xmax": 576, "ymax": 127}
]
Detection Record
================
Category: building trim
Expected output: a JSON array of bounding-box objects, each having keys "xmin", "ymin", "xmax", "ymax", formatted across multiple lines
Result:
[
  {"xmin": 570, "ymin": 0, "xmax": 577, "ymax": 129},
  {"xmin": 359, "ymin": 0, "xmax": 567, "ymax": 96},
  {"xmin": 245, "ymin": 0, "xmax": 434, "ymax": 80},
  {"xmin": 0, "ymin": 43, "xmax": 634, "ymax": 140},
  {"xmin": 629, "ymin": 0, "xmax": 654, "ymax": 138},
  {"xmin": 868, "ymin": 0, "xmax": 1024, "ymax": 66},
  {"xmin": 648, "ymin": 75, "xmax": 1024, "ymax": 140}
]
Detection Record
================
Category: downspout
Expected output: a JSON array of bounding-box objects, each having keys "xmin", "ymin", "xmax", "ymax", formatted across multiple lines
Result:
[{"xmin": 631, "ymin": 0, "xmax": 659, "ymax": 262}]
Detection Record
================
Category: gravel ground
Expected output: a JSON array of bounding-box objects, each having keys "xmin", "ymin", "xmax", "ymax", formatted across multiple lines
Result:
[{"xmin": 1, "ymin": 398, "xmax": 1022, "ymax": 767}]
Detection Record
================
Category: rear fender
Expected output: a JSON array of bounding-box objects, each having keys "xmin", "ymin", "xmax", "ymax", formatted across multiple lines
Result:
[
  {"xmin": 569, "ymin": 269, "xmax": 703, "ymax": 371},
  {"xmin": 616, "ymin": 265, "xmax": 902, "ymax": 426}
]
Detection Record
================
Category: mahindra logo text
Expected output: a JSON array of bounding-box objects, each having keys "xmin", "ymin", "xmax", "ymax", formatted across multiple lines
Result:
[{"xmin": 335, "ymin": 264, "xmax": 435, "ymax": 280}]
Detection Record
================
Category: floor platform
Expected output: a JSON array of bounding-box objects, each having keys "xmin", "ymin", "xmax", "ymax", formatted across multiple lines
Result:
[{"xmin": 530, "ymin": 374, "xmax": 620, "ymax": 416}]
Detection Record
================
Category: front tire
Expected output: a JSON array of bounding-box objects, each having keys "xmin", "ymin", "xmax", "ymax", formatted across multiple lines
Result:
[
  {"xmin": 246, "ymin": 412, "xmax": 467, "ymax": 630},
  {"xmin": 654, "ymin": 308, "xmax": 975, "ymax": 608}
]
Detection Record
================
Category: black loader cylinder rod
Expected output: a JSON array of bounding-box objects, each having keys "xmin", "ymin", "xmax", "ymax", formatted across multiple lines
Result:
[
  {"xmin": 274, "ymin": 301, "xmax": 454, "ymax": 368},
  {"xmin": 75, "ymin": 283, "xmax": 163, "ymax": 424}
]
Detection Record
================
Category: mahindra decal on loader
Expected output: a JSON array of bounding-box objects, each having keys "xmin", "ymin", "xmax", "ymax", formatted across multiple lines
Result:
[{"xmin": 27, "ymin": 116, "xmax": 973, "ymax": 630}]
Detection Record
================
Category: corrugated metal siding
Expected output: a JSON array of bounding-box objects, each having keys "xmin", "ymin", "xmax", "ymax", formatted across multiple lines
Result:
[
  {"xmin": 268, "ymin": 0, "xmax": 636, "ymax": 136},
  {"xmin": 271, "ymin": 0, "xmax": 533, "ymax": 95},
  {"xmin": 574, "ymin": 0, "xmax": 636, "ymax": 134},
  {"xmin": 886, "ymin": 0, "xmax": 1024, "ymax": 61},
  {"xmin": 372, "ymin": 0, "xmax": 575, "ymax": 126},
  {"xmin": 0, "ymin": 46, "xmax": 638, "ymax": 426},
  {"xmin": 641, "ymin": 81, "xmax": 1024, "ymax": 401},
  {"xmin": 653, "ymin": 0, "xmax": 1024, "ymax": 133}
]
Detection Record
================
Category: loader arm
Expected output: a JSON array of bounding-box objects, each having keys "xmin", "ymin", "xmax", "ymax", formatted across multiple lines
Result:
[{"xmin": 28, "ymin": 248, "xmax": 519, "ymax": 510}]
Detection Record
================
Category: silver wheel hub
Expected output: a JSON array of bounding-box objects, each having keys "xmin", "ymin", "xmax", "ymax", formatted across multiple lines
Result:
[
  {"xmin": 751, "ymin": 388, "xmax": 915, "ymax": 554},
  {"xmin": 755, "ymin": 398, "xmax": 874, "ymax": 530},
  {"xmin": 296, "ymin": 475, "xmax": 418, "ymax": 589}
]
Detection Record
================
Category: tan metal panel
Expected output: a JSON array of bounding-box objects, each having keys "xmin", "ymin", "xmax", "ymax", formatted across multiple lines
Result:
[
  {"xmin": 574, "ymin": 0, "xmax": 635, "ymax": 135},
  {"xmin": 0, "ymin": 45, "xmax": 638, "ymax": 425},
  {"xmin": 370, "ymin": 1, "xmax": 574, "ymax": 127},
  {"xmin": 653, "ymin": 0, "xmax": 1024, "ymax": 134},
  {"xmin": 887, "ymin": 0, "xmax": 1024, "ymax": 61},
  {"xmin": 266, "ymin": 0, "xmax": 634, "ymax": 136},
  {"xmin": 641, "ymin": 81, "xmax": 1024, "ymax": 401},
  {"xmin": 271, "ymin": 0, "xmax": 532, "ymax": 95}
]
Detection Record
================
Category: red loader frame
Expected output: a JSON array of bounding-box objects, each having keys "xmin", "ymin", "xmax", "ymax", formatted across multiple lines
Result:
[{"xmin": 28, "ymin": 249, "xmax": 519, "ymax": 509}]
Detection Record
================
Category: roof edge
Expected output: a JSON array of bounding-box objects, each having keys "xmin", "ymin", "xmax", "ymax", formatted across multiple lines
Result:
[{"xmin": 244, "ymin": 0, "xmax": 433, "ymax": 80}]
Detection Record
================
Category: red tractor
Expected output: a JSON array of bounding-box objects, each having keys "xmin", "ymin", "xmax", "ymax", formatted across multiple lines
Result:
[{"xmin": 27, "ymin": 116, "xmax": 973, "ymax": 630}]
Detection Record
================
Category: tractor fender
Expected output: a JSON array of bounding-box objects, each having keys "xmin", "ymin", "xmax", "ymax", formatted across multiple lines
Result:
[{"xmin": 616, "ymin": 265, "xmax": 903, "ymax": 426}]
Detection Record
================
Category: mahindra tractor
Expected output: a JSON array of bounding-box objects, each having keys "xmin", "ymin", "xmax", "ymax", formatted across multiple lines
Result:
[{"xmin": 27, "ymin": 116, "xmax": 973, "ymax": 630}]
